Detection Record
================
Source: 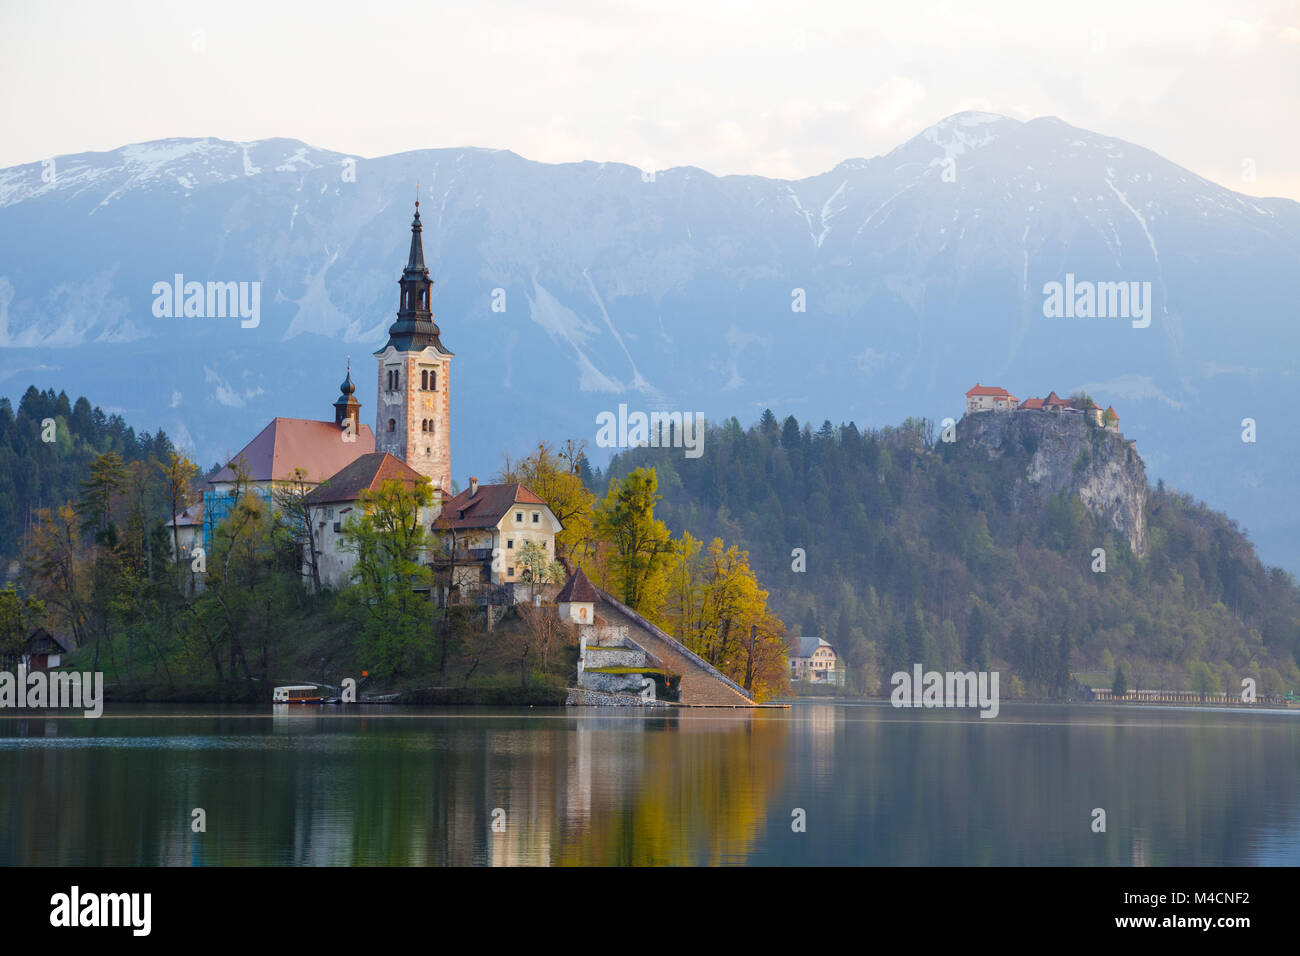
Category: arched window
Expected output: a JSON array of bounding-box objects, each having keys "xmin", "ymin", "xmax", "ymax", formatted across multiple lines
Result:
[
  {"xmin": 387, "ymin": 418, "xmax": 396, "ymax": 433},
  {"xmin": 421, "ymin": 370, "xmax": 428, "ymax": 390},
  {"xmin": 431, "ymin": 370, "xmax": 437, "ymax": 391}
]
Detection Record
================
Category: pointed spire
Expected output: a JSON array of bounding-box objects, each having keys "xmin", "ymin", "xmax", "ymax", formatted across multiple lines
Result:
[
  {"xmin": 380, "ymin": 197, "xmax": 450, "ymax": 354},
  {"xmin": 406, "ymin": 196, "xmax": 427, "ymax": 274}
]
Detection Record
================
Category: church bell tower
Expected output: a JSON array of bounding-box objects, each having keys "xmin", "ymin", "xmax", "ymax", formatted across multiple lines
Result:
[{"xmin": 373, "ymin": 200, "xmax": 453, "ymax": 492}]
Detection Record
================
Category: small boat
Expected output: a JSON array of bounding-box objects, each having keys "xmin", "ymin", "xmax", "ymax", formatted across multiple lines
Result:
[{"xmin": 272, "ymin": 685, "xmax": 331, "ymax": 704}]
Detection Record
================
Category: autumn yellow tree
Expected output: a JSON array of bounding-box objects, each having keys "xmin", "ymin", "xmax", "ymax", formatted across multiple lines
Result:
[
  {"xmin": 160, "ymin": 451, "xmax": 199, "ymax": 567},
  {"xmin": 659, "ymin": 534, "xmax": 791, "ymax": 699},
  {"xmin": 496, "ymin": 440, "xmax": 597, "ymax": 563},
  {"xmin": 593, "ymin": 467, "xmax": 672, "ymax": 614},
  {"xmin": 23, "ymin": 504, "xmax": 92, "ymax": 656}
]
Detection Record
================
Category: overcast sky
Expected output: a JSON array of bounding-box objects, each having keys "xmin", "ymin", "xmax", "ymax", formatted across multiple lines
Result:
[{"xmin": 3, "ymin": 0, "xmax": 1296, "ymax": 198}]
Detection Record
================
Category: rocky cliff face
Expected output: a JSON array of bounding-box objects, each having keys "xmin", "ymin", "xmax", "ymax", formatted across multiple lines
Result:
[{"xmin": 959, "ymin": 411, "xmax": 1148, "ymax": 557}]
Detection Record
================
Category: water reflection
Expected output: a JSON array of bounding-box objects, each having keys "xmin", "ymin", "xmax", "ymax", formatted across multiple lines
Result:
[{"xmin": 1, "ymin": 703, "xmax": 1298, "ymax": 866}]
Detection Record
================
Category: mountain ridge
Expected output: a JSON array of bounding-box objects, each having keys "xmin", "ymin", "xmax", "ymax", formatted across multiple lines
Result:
[{"xmin": 1, "ymin": 111, "xmax": 1297, "ymax": 572}]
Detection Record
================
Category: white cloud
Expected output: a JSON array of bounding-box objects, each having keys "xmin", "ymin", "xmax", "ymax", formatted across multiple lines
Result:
[{"xmin": 203, "ymin": 366, "xmax": 263, "ymax": 408}]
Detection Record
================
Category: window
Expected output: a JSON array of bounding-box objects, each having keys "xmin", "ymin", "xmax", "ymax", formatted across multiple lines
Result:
[
  {"xmin": 430, "ymin": 370, "xmax": 437, "ymax": 390},
  {"xmin": 515, "ymin": 512, "xmax": 523, "ymax": 522},
  {"xmin": 420, "ymin": 420, "xmax": 427, "ymax": 432},
  {"xmin": 387, "ymin": 419, "xmax": 396, "ymax": 433},
  {"xmin": 421, "ymin": 370, "xmax": 428, "ymax": 389},
  {"xmin": 506, "ymin": 539, "xmax": 514, "ymax": 549},
  {"xmin": 532, "ymin": 512, "xmax": 539, "ymax": 523},
  {"xmin": 507, "ymin": 567, "xmax": 514, "ymax": 577}
]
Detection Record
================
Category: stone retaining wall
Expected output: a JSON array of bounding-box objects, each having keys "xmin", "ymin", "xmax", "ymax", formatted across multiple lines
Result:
[{"xmin": 565, "ymin": 688, "xmax": 673, "ymax": 707}]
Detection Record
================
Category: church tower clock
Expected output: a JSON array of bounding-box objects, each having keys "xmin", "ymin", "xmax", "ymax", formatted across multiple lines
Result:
[{"xmin": 374, "ymin": 200, "xmax": 453, "ymax": 493}]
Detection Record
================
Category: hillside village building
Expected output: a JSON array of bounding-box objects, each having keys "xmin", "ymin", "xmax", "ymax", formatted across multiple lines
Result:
[
  {"xmin": 196, "ymin": 201, "xmax": 559, "ymax": 600},
  {"xmin": 432, "ymin": 480, "xmax": 562, "ymax": 591}
]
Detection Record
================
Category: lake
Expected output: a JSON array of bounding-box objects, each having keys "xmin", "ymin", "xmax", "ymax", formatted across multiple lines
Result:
[{"xmin": 2, "ymin": 701, "xmax": 1298, "ymax": 866}]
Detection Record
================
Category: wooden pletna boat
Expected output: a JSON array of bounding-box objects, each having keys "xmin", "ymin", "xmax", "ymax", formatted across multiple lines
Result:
[{"xmin": 272, "ymin": 685, "xmax": 332, "ymax": 704}]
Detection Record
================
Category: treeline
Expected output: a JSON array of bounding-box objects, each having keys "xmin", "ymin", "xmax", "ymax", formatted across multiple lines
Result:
[
  {"xmin": 0, "ymin": 386, "xmax": 174, "ymax": 563},
  {"xmin": 603, "ymin": 411, "xmax": 1300, "ymax": 697}
]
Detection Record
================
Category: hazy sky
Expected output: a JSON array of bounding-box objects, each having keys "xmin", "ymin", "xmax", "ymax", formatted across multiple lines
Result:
[{"xmin": 3, "ymin": 0, "xmax": 1297, "ymax": 197}]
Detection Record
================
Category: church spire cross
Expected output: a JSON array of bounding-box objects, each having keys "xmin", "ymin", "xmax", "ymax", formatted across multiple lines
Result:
[
  {"xmin": 406, "ymin": 196, "xmax": 427, "ymax": 275},
  {"xmin": 382, "ymin": 199, "xmax": 447, "ymax": 354}
]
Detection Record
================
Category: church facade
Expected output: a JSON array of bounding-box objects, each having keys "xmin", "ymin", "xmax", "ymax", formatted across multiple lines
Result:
[{"xmin": 199, "ymin": 201, "xmax": 559, "ymax": 599}]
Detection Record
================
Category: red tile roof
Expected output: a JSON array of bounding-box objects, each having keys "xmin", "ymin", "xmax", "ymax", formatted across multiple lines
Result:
[
  {"xmin": 1105, "ymin": 405, "xmax": 1119, "ymax": 420},
  {"xmin": 556, "ymin": 567, "xmax": 599, "ymax": 603},
  {"xmin": 965, "ymin": 383, "xmax": 1013, "ymax": 398},
  {"xmin": 1019, "ymin": 397, "xmax": 1045, "ymax": 410},
  {"xmin": 433, "ymin": 483, "xmax": 549, "ymax": 531},
  {"xmin": 303, "ymin": 453, "xmax": 428, "ymax": 505},
  {"xmin": 209, "ymin": 417, "xmax": 375, "ymax": 485}
]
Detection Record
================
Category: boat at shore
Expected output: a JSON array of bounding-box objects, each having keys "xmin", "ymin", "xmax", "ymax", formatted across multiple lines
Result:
[{"xmin": 272, "ymin": 685, "xmax": 332, "ymax": 704}]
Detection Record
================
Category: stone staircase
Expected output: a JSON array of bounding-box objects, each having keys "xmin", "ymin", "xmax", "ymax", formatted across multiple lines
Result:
[{"xmin": 592, "ymin": 595, "xmax": 756, "ymax": 707}]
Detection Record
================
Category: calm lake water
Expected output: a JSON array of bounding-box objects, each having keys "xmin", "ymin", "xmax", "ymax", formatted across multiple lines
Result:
[{"xmin": 2, "ymin": 701, "xmax": 1298, "ymax": 866}]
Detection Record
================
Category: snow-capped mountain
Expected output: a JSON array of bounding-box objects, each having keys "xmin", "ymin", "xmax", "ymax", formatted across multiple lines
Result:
[{"xmin": 2, "ymin": 113, "xmax": 1298, "ymax": 570}]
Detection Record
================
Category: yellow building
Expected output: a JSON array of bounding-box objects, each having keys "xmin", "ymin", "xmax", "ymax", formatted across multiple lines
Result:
[{"xmin": 790, "ymin": 636, "xmax": 844, "ymax": 686}]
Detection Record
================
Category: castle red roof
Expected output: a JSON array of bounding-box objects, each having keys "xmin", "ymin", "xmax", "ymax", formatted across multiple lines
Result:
[{"xmin": 965, "ymin": 383, "xmax": 1013, "ymax": 398}]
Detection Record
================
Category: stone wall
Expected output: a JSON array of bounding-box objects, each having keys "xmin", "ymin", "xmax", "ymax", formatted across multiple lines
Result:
[
  {"xmin": 578, "ymin": 668, "xmax": 655, "ymax": 697},
  {"xmin": 565, "ymin": 688, "xmax": 674, "ymax": 707},
  {"xmin": 584, "ymin": 645, "xmax": 648, "ymax": 669}
]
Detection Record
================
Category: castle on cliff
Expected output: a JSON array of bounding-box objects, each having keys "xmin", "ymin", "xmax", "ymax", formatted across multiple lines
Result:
[{"xmin": 964, "ymin": 383, "xmax": 1119, "ymax": 431}]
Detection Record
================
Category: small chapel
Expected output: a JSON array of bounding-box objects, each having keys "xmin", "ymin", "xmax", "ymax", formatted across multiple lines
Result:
[{"xmin": 195, "ymin": 201, "xmax": 561, "ymax": 599}]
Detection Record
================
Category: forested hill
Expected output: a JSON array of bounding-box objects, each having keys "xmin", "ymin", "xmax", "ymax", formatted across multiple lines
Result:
[
  {"xmin": 603, "ymin": 412, "xmax": 1300, "ymax": 697},
  {"xmin": 0, "ymin": 387, "xmax": 175, "ymax": 563}
]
